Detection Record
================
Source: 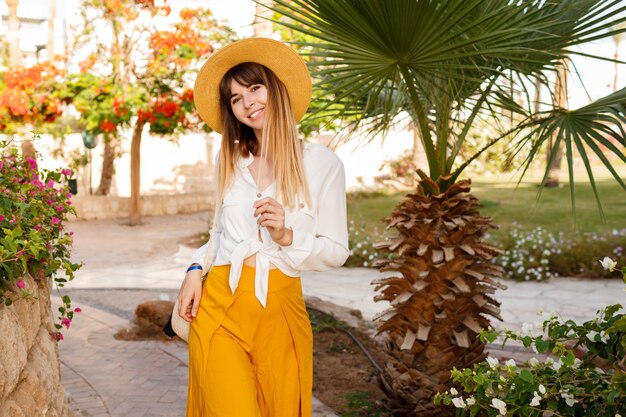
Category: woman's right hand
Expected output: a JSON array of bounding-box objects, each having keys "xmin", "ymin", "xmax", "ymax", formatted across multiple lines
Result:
[{"xmin": 177, "ymin": 268, "xmax": 203, "ymax": 322}]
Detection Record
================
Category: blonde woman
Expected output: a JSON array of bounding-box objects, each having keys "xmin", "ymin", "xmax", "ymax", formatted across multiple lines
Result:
[{"xmin": 177, "ymin": 38, "xmax": 349, "ymax": 417}]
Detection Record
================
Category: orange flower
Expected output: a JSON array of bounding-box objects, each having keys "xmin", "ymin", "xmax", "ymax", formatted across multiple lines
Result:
[
  {"xmin": 100, "ymin": 119, "xmax": 117, "ymax": 132},
  {"xmin": 1, "ymin": 90, "xmax": 30, "ymax": 116},
  {"xmin": 179, "ymin": 8, "xmax": 198, "ymax": 20}
]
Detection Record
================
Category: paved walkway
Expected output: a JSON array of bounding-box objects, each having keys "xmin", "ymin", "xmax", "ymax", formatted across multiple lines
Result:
[{"xmin": 58, "ymin": 212, "xmax": 625, "ymax": 417}]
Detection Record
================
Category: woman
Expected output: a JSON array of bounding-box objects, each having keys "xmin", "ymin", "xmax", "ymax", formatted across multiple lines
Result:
[{"xmin": 177, "ymin": 38, "xmax": 349, "ymax": 417}]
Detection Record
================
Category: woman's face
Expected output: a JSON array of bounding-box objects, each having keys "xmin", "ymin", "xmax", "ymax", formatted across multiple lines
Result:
[{"xmin": 229, "ymin": 78, "xmax": 267, "ymax": 137}]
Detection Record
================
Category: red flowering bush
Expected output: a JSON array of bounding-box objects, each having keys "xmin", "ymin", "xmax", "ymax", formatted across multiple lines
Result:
[
  {"xmin": 0, "ymin": 139, "xmax": 81, "ymax": 340},
  {"xmin": 137, "ymin": 89, "xmax": 197, "ymax": 134},
  {"xmin": 0, "ymin": 62, "xmax": 65, "ymax": 132}
]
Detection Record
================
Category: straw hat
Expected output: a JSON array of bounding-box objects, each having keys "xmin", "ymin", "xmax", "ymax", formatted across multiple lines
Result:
[{"xmin": 193, "ymin": 38, "xmax": 312, "ymax": 133}]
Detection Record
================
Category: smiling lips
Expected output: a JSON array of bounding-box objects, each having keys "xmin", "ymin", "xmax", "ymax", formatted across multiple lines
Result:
[{"xmin": 248, "ymin": 108, "xmax": 264, "ymax": 121}]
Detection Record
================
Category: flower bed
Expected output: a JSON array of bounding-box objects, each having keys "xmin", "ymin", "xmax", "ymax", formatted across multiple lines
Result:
[{"xmin": 346, "ymin": 222, "xmax": 626, "ymax": 281}]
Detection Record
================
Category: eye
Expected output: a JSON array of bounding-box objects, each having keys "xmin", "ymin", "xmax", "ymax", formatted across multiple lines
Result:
[
  {"xmin": 231, "ymin": 97, "xmax": 240, "ymax": 105},
  {"xmin": 251, "ymin": 85, "xmax": 261, "ymax": 92}
]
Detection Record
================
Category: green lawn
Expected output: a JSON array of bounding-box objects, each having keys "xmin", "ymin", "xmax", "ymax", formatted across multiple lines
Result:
[{"xmin": 348, "ymin": 177, "xmax": 626, "ymax": 239}]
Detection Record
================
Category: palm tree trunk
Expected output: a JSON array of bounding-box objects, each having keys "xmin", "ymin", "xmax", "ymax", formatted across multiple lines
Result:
[
  {"xmin": 129, "ymin": 120, "xmax": 145, "ymax": 226},
  {"xmin": 614, "ymin": 39, "xmax": 620, "ymax": 92},
  {"xmin": 253, "ymin": 1, "xmax": 274, "ymax": 37},
  {"xmin": 6, "ymin": 0, "xmax": 22, "ymax": 66},
  {"xmin": 410, "ymin": 122, "xmax": 427, "ymax": 175},
  {"xmin": 95, "ymin": 134, "xmax": 117, "ymax": 195},
  {"xmin": 47, "ymin": 0, "xmax": 55, "ymax": 58},
  {"xmin": 545, "ymin": 61, "xmax": 567, "ymax": 188}
]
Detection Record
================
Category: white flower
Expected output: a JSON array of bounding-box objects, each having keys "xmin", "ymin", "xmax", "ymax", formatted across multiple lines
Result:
[
  {"xmin": 572, "ymin": 358, "xmax": 582, "ymax": 369},
  {"xmin": 486, "ymin": 357, "xmax": 499, "ymax": 369},
  {"xmin": 466, "ymin": 397, "xmax": 476, "ymax": 405},
  {"xmin": 586, "ymin": 330, "xmax": 599, "ymax": 342},
  {"xmin": 528, "ymin": 357, "xmax": 539, "ymax": 367},
  {"xmin": 544, "ymin": 357, "xmax": 554, "ymax": 365},
  {"xmin": 540, "ymin": 310, "xmax": 558, "ymax": 321},
  {"xmin": 451, "ymin": 397, "xmax": 466, "ymax": 408},
  {"xmin": 450, "ymin": 387, "xmax": 458, "ymax": 395},
  {"xmin": 491, "ymin": 398, "xmax": 507, "ymax": 415},
  {"xmin": 520, "ymin": 323, "xmax": 534, "ymax": 337},
  {"xmin": 551, "ymin": 360, "xmax": 562, "ymax": 372},
  {"xmin": 530, "ymin": 392, "xmax": 541, "ymax": 407},
  {"xmin": 505, "ymin": 359, "xmax": 516, "ymax": 368},
  {"xmin": 599, "ymin": 257, "xmax": 617, "ymax": 271},
  {"xmin": 561, "ymin": 392, "xmax": 578, "ymax": 407},
  {"xmin": 538, "ymin": 384, "xmax": 546, "ymax": 395},
  {"xmin": 615, "ymin": 414, "xmax": 621, "ymax": 417},
  {"xmin": 599, "ymin": 331, "xmax": 610, "ymax": 344}
]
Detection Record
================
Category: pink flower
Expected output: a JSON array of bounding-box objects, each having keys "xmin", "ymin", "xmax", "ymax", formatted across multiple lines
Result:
[
  {"xmin": 16, "ymin": 279, "xmax": 26, "ymax": 289},
  {"xmin": 74, "ymin": 307, "xmax": 82, "ymax": 313},
  {"xmin": 46, "ymin": 180, "xmax": 54, "ymax": 188},
  {"xmin": 56, "ymin": 205, "xmax": 64, "ymax": 212},
  {"xmin": 26, "ymin": 157, "xmax": 37, "ymax": 170},
  {"xmin": 69, "ymin": 231, "xmax": 74, "ymax": 236},
  {"xmin": 52, "ymin": 332, "xmax": 64, "ymax": 341},
  {"xmin": 51, "ymin": 217, "xmax": 61, "ymax": 225},
  {"xmin": 61, "ymin": 317, "xmax": 71, "ymax": 329},
  {"xmin": 0, "ymin": 161, "xmax": 3, "ymax": 170},
  {"xmin": 0, "ymin": 215, "xmax": 5, "ymax": 222},
  {"xmin": 31, "ymin": 179, "xmax": 44, "ymax": 188},
  {"xmin": 34, "ymin": 225, "xmax": 41, "ymax": 231},
  {"xmin": 61, "ymin": 168, "xmax": 72, "ymax": 176}
]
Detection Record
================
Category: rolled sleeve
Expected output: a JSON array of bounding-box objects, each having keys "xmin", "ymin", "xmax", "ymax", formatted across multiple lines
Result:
[{"xmin": 279, "ymin": 159, "xmax": 349, "ymax": 271}]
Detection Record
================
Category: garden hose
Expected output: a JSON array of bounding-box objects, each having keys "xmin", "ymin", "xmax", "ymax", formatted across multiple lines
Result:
[{"xmin": 306, "ymin": 305, "xmax": 383, "ymax": 375}]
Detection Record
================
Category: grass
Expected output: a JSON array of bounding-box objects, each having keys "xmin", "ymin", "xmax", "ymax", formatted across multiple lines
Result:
[{"xmin": 348, "ymin": 176, "xmax": 626, "ymax": 239}]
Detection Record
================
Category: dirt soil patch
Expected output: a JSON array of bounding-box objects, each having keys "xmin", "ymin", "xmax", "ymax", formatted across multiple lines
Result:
[{"xmin": 309, "ymin": 308, "xmax": 390, "ymax": 416}]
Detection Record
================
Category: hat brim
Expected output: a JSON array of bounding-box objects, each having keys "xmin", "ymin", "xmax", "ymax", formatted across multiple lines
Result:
[{"xmin": 194, "ymin": 38, "xmax": 312, "ymax": 134}]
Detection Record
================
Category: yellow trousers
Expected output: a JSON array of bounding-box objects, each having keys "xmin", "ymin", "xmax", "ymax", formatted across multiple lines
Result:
[{"xmin": 187, "ymin": 265, "xmax": 313, "ymax": 417}]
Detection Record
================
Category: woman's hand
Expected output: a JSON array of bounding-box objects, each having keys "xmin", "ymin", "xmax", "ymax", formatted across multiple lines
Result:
[
  {"xmin": 177, "ymin": 268, "xmax": 203, "ymax": 322},
  {"xmin": 253, "ymin": 197, "xmax": 293, "ymax": 246}
]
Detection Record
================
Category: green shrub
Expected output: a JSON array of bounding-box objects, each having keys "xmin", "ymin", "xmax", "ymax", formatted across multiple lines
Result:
[{"xmin": 0, "ymin": 139, "xmax": 81, "ymax": 340}]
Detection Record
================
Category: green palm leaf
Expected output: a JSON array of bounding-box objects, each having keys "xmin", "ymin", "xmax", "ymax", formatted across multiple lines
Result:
[{"xmin": 269, "ymin": 0, "xmax": 626, "ymax": 208}]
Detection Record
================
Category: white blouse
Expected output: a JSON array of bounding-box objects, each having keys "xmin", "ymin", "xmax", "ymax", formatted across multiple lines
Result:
[{"xmin": 189, "ymin": 142, "xmax": 349, "ymax": 307}]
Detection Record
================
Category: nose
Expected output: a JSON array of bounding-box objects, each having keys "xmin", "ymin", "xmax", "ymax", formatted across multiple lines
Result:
[{"xmin": 242, "ymin": 92, "xmax": 254, "ymax": 109}]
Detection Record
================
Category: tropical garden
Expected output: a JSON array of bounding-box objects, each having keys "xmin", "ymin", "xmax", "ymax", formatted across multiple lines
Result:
[{"xmin": 1, "ymin": 0, "xmax": 626, "ymax": 416}]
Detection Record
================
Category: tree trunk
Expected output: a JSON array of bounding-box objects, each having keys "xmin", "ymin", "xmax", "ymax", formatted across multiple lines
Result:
[
  {"xmin": 47, "ymin": 0, "xmax": 55, "ymax": 58},
  {"xmin": 533, "ymin": 76, "xmax": 542, "ymax": 113},
  {"xmin": 129, "ymin": 121, "xmax": 145, "ymax": 226},
  {"xmin": 7, "ymin": 0, "xmax": 22, "ymax": 66},
  {"xmin": 614, "ymin": 39, "xmax": 620, "ymax": 92},
  {"xmin": 95, "ymin": 134, "xmax": 117, "ymax": 195},
  {"xmin": 545, "ymin": 61, "xmax": 567, "ymax": 188},
  {"xmin": 20, "ymin": 138, "xmax": 36, "ymax": 160},
  {"xmin": 253, "ymin": 0, "xmax": 274, "ymax": 37},
  {"xmin": 410, "ymin": 121, "xmax": 427, "ymax": 179}
]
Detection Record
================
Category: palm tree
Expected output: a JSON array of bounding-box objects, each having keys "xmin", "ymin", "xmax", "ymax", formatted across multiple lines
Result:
[
  {"xmin": 6, "ymin": 0, "xmax": 21, "ymax": 66},
  {"xmin": 269, "ymin": 0, "xmax": 626, "ymax": 415},
  {"xmin": 612, "ymin": 22, "xmax": 626, "ymax": 92}
]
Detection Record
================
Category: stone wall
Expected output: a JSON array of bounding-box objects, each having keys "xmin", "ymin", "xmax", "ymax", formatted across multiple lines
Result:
[
  {"xmin": 0, "ymin": 274, "xmax": 73, "ymax": 417},
  {"xmin": 70, "ymin": 192, "xmax": 214, "ymax": 221}
]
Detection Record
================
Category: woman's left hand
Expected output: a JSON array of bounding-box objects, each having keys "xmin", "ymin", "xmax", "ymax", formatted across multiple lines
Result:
[{"xmin": 253, "ymin": 197, "xmax": 293, "ymax": 246}]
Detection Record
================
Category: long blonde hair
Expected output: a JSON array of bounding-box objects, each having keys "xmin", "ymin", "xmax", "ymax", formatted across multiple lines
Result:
[{"xmin": 216, "ymin": 62, "xmax": 310, "ymax": 209}]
